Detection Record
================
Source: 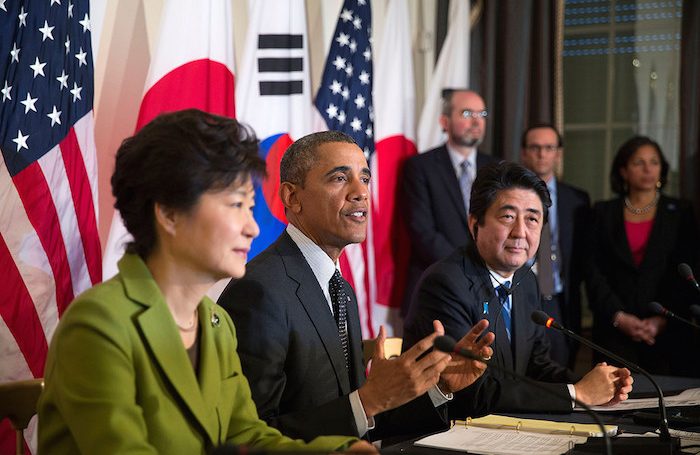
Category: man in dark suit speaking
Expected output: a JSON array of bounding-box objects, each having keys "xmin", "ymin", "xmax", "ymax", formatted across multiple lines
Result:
[
  {"xmin": 401, "ymin": 89, "xmax": 497, "ymax": 315},
  {"xmin": 218, "ymin": 131, "xmax": 494, "ymax": 442},
  {"xmin": 404, "ymin": 161, "xmax": 633, "ymax": 412},
  {"xmin": 520, "ymin": 123, "xmax": 591, "ymax": 368}
]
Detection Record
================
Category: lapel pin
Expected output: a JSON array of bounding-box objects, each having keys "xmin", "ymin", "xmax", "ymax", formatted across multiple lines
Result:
[
  {"xmin": 482, "ymin": 302, "xmax": 489, "ymax": 314},
  {"xmin": 211, "ymin": 312, "xmax": 220, "ymax": 327}
]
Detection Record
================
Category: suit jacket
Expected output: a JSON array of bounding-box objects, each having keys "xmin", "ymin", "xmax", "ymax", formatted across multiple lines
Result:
[
  {"xmin": 552, "ymin": 181, "xmax": 591, "ymax": 338},
  {"xmin": 38, "ymin": 254, "xmax": 354, "ymax": 455},
  {"xmin": 219, "ymin": 232, "xmax": 447, "ymax": 442},
  {"xmin": 586, "ymin": 195, "xmax": 700, "ymax": 373},
  {"xmin": 401, "ymin": 144, "xmax": 497, "ymax": 314},
  {"xmin": 403, "ymin": 245, "xmax": 581, "ymax": 413}
]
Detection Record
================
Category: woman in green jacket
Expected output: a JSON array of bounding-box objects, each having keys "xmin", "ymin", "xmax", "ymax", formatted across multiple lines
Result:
[{"xmin": 38, "ymin": 109, "xmax": 374, "ymax": 454}]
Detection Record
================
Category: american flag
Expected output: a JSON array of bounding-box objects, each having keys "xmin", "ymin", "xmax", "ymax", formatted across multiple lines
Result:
[
  {"xmin": 315, "ymin": 0, "xmax": 374, "ymax": 158},
  {"xmin": 0, "ymin": 0, "xmax": 100, "ymax": 407},
  {"xmin": 315, "ymin": 0, "xmax": 378, "ymax": 336}
]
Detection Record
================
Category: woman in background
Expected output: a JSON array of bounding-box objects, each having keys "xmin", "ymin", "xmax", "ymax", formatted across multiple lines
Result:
[
  {"xmin": 38, "ymin": 109, "xmax": 374, "ymax": 454},
  {"xmin": 587, "ymin": 136, "xmax": 700, "ymax": 375}
]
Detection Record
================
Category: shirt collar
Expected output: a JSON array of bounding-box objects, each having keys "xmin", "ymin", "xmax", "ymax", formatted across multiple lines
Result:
[
  {"xmin": 286, "ymin": 223, "xmax": 339, "ymax": 291},
  {"xmin": 446, "ymin": 143, "xmax": 477, "ymax": 174}
]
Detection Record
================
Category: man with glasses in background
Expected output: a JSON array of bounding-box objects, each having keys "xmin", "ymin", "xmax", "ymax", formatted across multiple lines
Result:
[
  {"xmin": 401, "ymin": 89, "xmax": 497, "ymax": 316},
  {"xmin": 520, "ymin": 123, "xmax": 591, "ymax": 369}
]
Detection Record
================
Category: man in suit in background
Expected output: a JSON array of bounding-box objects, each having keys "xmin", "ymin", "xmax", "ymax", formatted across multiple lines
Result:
[
  {"xmin": 520, "ymin": 123, "xmax": 591, "ymax": 369},
  {"xmin": 404, "ymin": 161, "xmax": 632, "ymax": 413},
  {"xmin": 218, "ymin": 131, "xmax": 494, "ymax": 442},
  {"xmin": 401, "ymin": 89, "xmax": 497, "ymax": 316}
]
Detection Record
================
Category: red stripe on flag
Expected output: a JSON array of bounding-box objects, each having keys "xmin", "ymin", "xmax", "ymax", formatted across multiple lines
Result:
[
  {"xmin": 136, "ymin": 59, "xmax": 236, "ymax": 131},
  {"xmin": 0, "ymin": 234, "xmax": 48, "ymax": 377},
  {"xmin": 13, "ymin": 163, "xmax": 74, "ymax": 314},
  {"xmin": 373, "ymin": 135, "xmax": 416, "ymax": 308},
  {"xmin": 60, "ymin": 128, "xmax": 102, "ymax": 285}
]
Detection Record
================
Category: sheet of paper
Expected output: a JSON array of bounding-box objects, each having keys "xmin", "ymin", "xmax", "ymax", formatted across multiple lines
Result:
[
  {"xmin": 581, "ymin": 387, "xmax": 700, "ymax": 412},
  {"xmin": 414, "ymin": 425, "xmax": 587, "ymax": 455}
]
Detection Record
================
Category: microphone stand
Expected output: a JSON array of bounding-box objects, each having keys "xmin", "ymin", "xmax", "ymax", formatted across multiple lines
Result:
[
  {"xmin": 532, "ymin": 311, "xmax": 681, "ymax": 454},
  {"xmin": 434, "ymin": 336, "xmax": 613, "ymax": 455}
]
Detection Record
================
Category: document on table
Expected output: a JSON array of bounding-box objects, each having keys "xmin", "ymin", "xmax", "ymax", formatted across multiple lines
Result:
[
  {"xmin": 414, "ymin": 425, "xmax": 588, "ymax": 455},
  {"xmin": 581, "ymin": 387, "xmax": 700, "ymax": 412}
]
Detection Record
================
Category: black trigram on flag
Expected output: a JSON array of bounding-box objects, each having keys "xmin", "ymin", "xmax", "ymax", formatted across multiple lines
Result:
[{"xmin": 258, "ymin": 34, "xmax": 304, "ymax": 96}]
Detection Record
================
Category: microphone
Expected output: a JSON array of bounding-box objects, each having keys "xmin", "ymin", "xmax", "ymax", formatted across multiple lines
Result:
[
  {"xmin": 648, "ymin": 301, "xmax": 700, "ymax": 330},
  {"xmin": 531, "ymin": 310, "xmax": 673, "ymax": 441},
  {"xmin": 434, "ymin": 335, "xmax": 613, "ymax": 455},
  {"xmin": 678, "ymin": 263, "xmax": 700, "ymax": 293}
]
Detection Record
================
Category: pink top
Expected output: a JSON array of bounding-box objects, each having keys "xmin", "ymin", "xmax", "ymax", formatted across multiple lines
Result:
[{"xmin": 625, "ymin": 219, "xmax": 654, "ymax": 266}]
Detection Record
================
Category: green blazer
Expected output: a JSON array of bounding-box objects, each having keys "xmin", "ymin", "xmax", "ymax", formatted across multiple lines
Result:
[{"xmin": 38, "ymin": 254, "xmax": 355, "ymax": 454}]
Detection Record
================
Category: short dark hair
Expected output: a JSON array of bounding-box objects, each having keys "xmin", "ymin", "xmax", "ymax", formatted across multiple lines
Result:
[
  {"xmin": 520, "ymin": 123, "xmax": 563, "ymax": 148},
  {"xmin": 610, "ymin": 135, "xmax": 669, "ymax": 196},
  {"xmin": 111, "ymin": 109, "xmax": 265, "ymax": 258},
  {"xmin": 470, "ymin": 161, "xmax": 551, "ymax": 226},
  {"xmin": 440, "ymin": 88, "xmax": 473, "ymax": 116},
  {"xmin": 280, "ymin": 131, "xmax": 356, "ymax": 186}
]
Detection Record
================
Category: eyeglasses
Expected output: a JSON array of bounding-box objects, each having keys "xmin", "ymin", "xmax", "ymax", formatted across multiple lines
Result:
[
  {"xmin": 460, "ymin": 109, "xmax": 488, "ymax": 119},
  {"xmin": 525, "ymin": 144, "xmax": 559, "ymax": 153}
]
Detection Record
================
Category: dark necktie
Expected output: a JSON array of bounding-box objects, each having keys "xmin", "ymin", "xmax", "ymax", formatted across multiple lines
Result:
[
  {"xmin": 496, "ymin": 281, "xmax": 512, "ymax": 342},
  {"xmin": 537, "ymin": 225, "xmax": 555, "ymax": 298},
  {"xmin": 329, "ymin": 270, "xmax": 351, "ymax": 375}
]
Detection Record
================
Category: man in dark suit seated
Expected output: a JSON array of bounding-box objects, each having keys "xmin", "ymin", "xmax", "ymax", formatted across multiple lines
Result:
[
  {"xmin": 401, "ymin": 89, "xmax": 497, "ymax": 316},
  {"xmin": 520, "ymin": 123, "xmax": 591, "ymax": 369},
  {"xmin": 404, "ymin": 161, "xmax": 633, "ymax": 412},
  {"xmin": 218, "ymin": 131, "xmax": 494, "ymax": 442}
]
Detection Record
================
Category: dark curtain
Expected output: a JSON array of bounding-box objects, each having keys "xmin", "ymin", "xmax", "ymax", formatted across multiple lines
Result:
[
  {"xmin": 466, "ymin": 0, "xmax": 557, "ymax": 161},
  {"xmin": 680, "ymin": 0, "xmax": 700, "ymax": 221}
]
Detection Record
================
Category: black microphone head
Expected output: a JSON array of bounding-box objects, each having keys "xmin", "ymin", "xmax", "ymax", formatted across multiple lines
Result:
[
  {"xmin": 648, "ymin": 301, "xmax": 667, "ymax": 316},
  {"xmin": 678, "ymin": 263, "xmax": 695, "ymax": 281},
  {"xmin": 691, "ymin": 304, "xmax": 700, "ymax": 319},
  {"xmin": 434, "ymin": 335, "xmax": 457, "ymax": 354},
  {"xmin": 531, "ymin": 310, "xmax": 551, "ymax": 326}
]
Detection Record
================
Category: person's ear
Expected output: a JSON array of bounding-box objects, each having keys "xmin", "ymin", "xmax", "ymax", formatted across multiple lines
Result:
[
  {"xmin": 468, "ymin": 215, "xmax": 478, "ymax": 240},
  {"xmin": 439, "ymin": 114, "xmax": 449, "ymax": 133},
  {"xmin": 280, "ymin": 182, "xmax": 301, "ymax": 214},
  {"xmin": 154, "ymin": 202, "xmax": 178, "ymax": 236}
]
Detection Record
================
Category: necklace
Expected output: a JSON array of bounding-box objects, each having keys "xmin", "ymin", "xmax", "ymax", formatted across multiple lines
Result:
[
  {"xmin": 624, "ymin": 191, "xmax": 659, "ymax": 215},
  {"xmin": 175, "ymin": 309, "xmax": 198, "ymax": 332}
]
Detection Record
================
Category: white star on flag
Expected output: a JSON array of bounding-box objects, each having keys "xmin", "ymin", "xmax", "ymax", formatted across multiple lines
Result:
[
  {"xmin": 20, "ymin": 92, "xmax": 38, "ymax": 113},
  {"xmin": 354, "ymin": 94, "xmax": 365, "ymax": 109},
  {"xmin": 329, "ymin": 80, "xmax": 342, "ymax": 94},
  {"xmin": 79, "ymin": 13, "xmax": 90, "ymax": 32},
  {"xmin": 326, "ymin": 103, "xmax": 339, "ymax": 118},
  {"xmin": 68, "ymin": 1, "xmax": 74, "ymax": 17},
  {"xmin": 337, "ymin": 111, "xmax": 346, "ymax": 124},
  {"xmin": 341, "ymin": 87, "xmax": 349, "ymax": 100},
  {"xmin": 18, "ymin": 7, "xmax": 27, "ymax": 27},
  {"xmin": 57, "ymin": 70, "xmax": 69, "ymax": 89},
  {"xmin": 50, "ymin": 0, "xmax": 62, "ymax": 5},
  {"xmin": 70, "ymin": 82, "xmax": 82, "ymax": 101},
  {"xmin": 363, "ymin": 48, "xmax": 371, "ymax": 62},
  {"xmin": 39, "ymin": 20, "xmax": 55, "ymax": 41},
  {"xmin": 350, "ymin": 117, "xmax": 362, "ymax": 131},
  {"xmin": 30, "ymin": 57, "xmax": 47, "ymax": 78},
  {"xmin": 1, "ymin": 81, "xmax": 11, "ymax": 101},
  {"xmin": 359, "ymin": 70, "xmax": 370, "ymax": 85},
  {"xmin": 12, "ymin": 130, "xmax": 29, "ymax": 151},
  {"xmin": 345, "ymin": 64, "xmax": 353, "ymax": 77},
  {"xmin": 349, "ymin": 40, "xmax": 357, "ymax": 53},
  {"xmin": 336, "ymin": 32, "xmax": 350, "ymax": 47},
  {"xmin": 47, "ymin": 105, "xmax": 62, "ymax": 126},
  {"xmin": 75, "ymin": 47, "xmax": 87, "ymax": 66},
  {"xmin": 10, "ymin": 43, "xmax": 20, "ymax": 62},
  {"xmin": 340, "ymin": 9, "xmax": 353, "ymax": 22},
  {"xmin": 0, "ymin": 0, "xmax": 6, "ymax": 12},
  {"xmin": 353, "ymin": 17, "xmax": 362, "ymax": 30},
  {"xmin": 65, "ymin": 36, "xmax": 71, "ymax": 54},
  {"xmin": 332, "ymin": 55, "xmax": 346, "ymax": 70}
]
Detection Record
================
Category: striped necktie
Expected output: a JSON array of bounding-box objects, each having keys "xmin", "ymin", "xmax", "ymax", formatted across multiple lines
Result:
[{"xmin": 496, "ymin": 281, "xmax": 512, "ymax": 341}]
